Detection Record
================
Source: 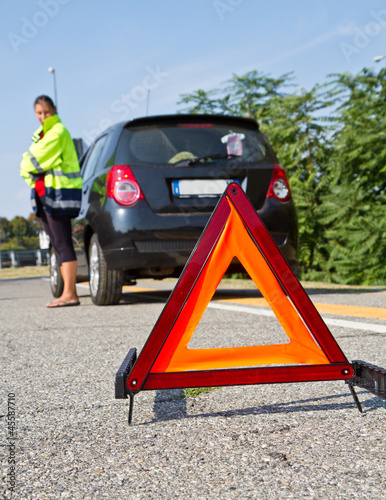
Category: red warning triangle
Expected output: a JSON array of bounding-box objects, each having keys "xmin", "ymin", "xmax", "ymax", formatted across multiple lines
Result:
[{"xmin": 125, "ymin": 184, "xmax": 353, "ymax": 393}]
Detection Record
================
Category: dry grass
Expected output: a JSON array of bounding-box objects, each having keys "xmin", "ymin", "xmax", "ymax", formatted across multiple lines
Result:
[{"xmin": 0, "ymin": 266, "xmax": 49, "ymax": 280}]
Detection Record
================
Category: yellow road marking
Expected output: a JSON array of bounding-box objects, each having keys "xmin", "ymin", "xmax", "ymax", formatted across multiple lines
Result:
[
  {"xmin": 217, "ymin": 297, "xmax": 386, "ymax": 320},
  {"xmin": 79, "ymin": 282, "xmax": 386, "ymax": 320},
  {"xmin": 122, "ymin": 286, "xmax": 156, "ymax": 293}
]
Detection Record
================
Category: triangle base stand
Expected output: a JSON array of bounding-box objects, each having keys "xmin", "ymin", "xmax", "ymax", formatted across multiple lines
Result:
[
  {"xmin": 115, "ymin": 350, "xmax": 364, "ymax": 425},
  {"xmin": 116, "ymin": 355, "xmax": 386, "ymax": 424}
]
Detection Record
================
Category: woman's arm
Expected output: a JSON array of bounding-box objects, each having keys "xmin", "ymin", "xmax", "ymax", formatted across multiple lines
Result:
[{"xmin": 20, "ymin": 129, "xmax": 62, "ymax": 185}]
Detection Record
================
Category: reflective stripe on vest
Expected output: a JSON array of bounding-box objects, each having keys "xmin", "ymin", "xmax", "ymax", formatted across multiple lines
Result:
[
  {"xmin": 47, "ymin": 169, "xmax": 82, "ymax": 180},
  {"xmin": 44, "ymin": 197, "xmax": 81, "ymax": 210},
  {"xmin": 29, "ymin": 151, "xmax": 45, "ymax": 174}
]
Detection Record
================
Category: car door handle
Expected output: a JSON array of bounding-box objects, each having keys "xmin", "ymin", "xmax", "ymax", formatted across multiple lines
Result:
[{"xmin": 83, "ymin": 185, "xmax": 89, "ymax": 195}]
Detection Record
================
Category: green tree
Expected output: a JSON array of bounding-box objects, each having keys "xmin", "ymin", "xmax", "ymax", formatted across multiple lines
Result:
[
  {"xmin": 10, "ymin": 216, "xmax": 33, "ymax": 238},
  {"xmin": 260, "ymin": 86, "xmax": 335, "ymax": 279},
  {"xmin": 27, "ymin": 213, "xmax": 42, "ymax": 235},
  {"xmin": 0, "ymin": 217, "xmax": 11, "ymax": 241},
  {"xmin": 178, "ymin": 89, "xmax": 220, "ymax": 114},
  {"xmin": 0, "ymin": 216, "xmax": 40, "ymax": 249},
  {"xmin": 178, "ymin": 71, "xmax": 332, "ymax": 278},
  {"xmin": 319, "ymin": 68, "xmax": 386, "ymax": 284},
  {"xmin": 178, "ymin": 68, "xmax": 386, "ymax": 285},
  {"xmin": 178, "ymin": 70, "xmax": 292, "ymax": 117}
]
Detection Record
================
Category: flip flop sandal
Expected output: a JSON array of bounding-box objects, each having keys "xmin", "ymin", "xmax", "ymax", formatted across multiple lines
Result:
[{"xmin": 46, "ymin": 300, "xmax": 80, "ymax": 308}]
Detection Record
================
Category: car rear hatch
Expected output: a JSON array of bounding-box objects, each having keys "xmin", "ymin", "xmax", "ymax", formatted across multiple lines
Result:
[{"xmin": 113, "ymin": 115, "xmax": 276, "ymax": 214}]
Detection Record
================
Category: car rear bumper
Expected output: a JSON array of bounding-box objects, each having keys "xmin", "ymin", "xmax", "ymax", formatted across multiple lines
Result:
[
  {"xmin": 97, "ymin": 195, "xmax": 298, "ymax": 273},
  {"xmin": 104, "ymin": 234, "xmax": 297, "ymax": 279},
  {"xmin": 102, "ymin": 202, "xmax": 296, "ymax": 274}
]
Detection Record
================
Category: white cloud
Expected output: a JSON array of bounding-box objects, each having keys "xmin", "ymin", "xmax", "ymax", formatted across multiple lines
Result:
[{"xmin": 256, "ymin": 23, "xmax": 356, "ymax": 69}]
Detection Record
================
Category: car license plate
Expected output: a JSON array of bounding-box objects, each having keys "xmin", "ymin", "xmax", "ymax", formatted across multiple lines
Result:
[{"xmin": 172, "ymin": 179, "xmax": 237, "ymax": 197}]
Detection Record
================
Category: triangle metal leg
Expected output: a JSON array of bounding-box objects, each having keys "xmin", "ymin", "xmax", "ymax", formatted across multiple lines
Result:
[
  {"xmin": 348, "ymin": 383, "xmax": 363, "ymax": 413},
  {"xmin": 128, "ymin": 392, "xmax": 135, "ymax": 425}
]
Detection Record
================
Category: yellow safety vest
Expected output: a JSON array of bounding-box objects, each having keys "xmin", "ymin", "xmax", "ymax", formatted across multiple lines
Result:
[{"xmin": 20, "ymin": 114, "xmax": 82, "ymax": 217}]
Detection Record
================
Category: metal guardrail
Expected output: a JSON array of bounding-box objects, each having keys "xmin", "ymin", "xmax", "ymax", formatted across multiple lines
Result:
[{"xmin": 0, "ymin": 249, "xmax": 49, "ymax": 268}]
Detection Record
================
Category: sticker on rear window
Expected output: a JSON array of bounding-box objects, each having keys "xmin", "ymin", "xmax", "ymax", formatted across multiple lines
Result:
[{"xmin": 221, "ymin": 133, "xmax": 245, "ymax": 156}]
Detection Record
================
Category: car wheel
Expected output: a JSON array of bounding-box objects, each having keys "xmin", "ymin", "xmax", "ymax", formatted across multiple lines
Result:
[
  {"xmin": 49, "ymin": 247, "xmax": 64, "ymax": 298},
  {"xmin": 289, "ymin": 261, "xmax": 300, "ymax": 279},
  {"xmin": 89, "ymin": 234, "xmax": 123, "ymax": 305}
]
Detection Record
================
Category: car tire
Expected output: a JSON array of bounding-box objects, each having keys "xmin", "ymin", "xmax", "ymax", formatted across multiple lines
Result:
[
  {"xmin": 49, "ymin": 247, "xmax": 64, "ymax": 298},
  {"xmin": 89, "ymin": 234, "xmax": 123, "ymax": 305},
  {"xmin": 289, "ymin": 261, "xmax": 300, "ymax": 279}
]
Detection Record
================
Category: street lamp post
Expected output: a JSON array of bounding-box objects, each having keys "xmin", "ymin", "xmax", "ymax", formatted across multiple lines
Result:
[
  {"xmin": 373, "ymin": 56, "xmax": 385, "ymax": 79},
  {"xmin": 146, "ymin": 89, "xmax": 150, "ymax": 116},
  {"xmin": 373, "ymin": 55, "xmax": 385, "ymax": 67},
  {"xmin": 0, "ymin": 217, "xmax": 3, "ymax": 269},
  {"xmin": 48, "ymin": 67, "xmax": 58, "ymax": 110}
]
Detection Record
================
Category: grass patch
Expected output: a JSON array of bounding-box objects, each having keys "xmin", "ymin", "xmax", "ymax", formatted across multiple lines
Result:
[
  {"xmin": 180, "ymin": 387, "xmax": 219, "ymax": 399},
  {"xmin": 0, "ymin": 266, "xmax": 49, "ymax": 280}
]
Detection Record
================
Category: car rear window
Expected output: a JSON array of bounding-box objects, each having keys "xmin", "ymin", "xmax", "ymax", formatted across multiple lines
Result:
[{"xmin": 115, "ymin": 120, "xmax": 271, "ymax": 166}]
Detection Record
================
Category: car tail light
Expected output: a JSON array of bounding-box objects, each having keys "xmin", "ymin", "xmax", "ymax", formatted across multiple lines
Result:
[
  {"xmin": 106, "ymin": 165, "xmax": 144, "ymax": 207},
  {"xmin": 178, "ymin": 123, "xmax": 213, "ymax": 128},
  {"xmin": 267, "ymin": 164, "xmax": 291, "ymax": 202}
]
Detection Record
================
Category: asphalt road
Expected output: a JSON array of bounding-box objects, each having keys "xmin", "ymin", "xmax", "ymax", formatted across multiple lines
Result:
[{"xmin": 1, "ymin": 277, "xmax": 385, "ymax": 499}]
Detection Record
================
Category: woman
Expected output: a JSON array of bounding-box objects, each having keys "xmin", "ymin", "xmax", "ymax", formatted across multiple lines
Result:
[{"xmin": 20, "ymin": 95, "xmax": 82, "ymax": 308}]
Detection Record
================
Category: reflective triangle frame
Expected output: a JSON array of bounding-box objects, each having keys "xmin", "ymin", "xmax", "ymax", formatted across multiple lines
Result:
[{"xmin": 118, "ymin": 184, "xmax": 353, "ymax": 401}]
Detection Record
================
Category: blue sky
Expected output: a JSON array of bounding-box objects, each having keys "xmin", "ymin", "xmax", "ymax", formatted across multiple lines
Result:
[{"xmin": 1, "ymin": 0, "xmax": 385, "ymax": 219}]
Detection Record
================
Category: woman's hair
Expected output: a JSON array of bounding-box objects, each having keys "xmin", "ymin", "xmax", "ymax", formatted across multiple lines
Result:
[{"xmin": 34, "ymin": 95, "xmax": 55, "ymax": 108}]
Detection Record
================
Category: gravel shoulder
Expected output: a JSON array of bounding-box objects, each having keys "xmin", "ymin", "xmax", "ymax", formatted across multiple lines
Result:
[{"xmin": 1, "ymin": 278, "xmax": 385, "ymax": 499}]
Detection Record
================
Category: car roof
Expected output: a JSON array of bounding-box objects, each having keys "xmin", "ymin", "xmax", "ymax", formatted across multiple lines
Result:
[
  {"xmin": 126, "ymin": 114, "xmax": 259, "ymax": 129},
  {"xmin": 94, "ymin": 114, "xmax": 260, "ymax": 145},
  {"xmin": 104, "ymin": 114, "xmax": 259, "ymax": 132}
]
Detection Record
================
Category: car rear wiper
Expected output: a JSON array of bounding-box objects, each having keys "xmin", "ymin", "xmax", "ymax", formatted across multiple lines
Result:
[{"xmin": 186, "ymin": 153, "xmax": 240, "ymax": 166}]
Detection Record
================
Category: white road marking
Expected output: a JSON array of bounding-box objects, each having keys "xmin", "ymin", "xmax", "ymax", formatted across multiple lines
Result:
[
  {"xmin": 321, "ymin": 317, "xmax": 385, "ymax": 334},
  {"xmin": 207, "ymin": 302, "xmax": 386, "ymax": 334},
  {"xmin": 75, "ymin": 282, "xmax": 386, "ymax": 333}
]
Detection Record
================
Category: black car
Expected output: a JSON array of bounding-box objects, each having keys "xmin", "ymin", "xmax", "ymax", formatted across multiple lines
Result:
[{"xmin": 50, "ymin": 114, "xmax": 298, "ymax": 305}]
